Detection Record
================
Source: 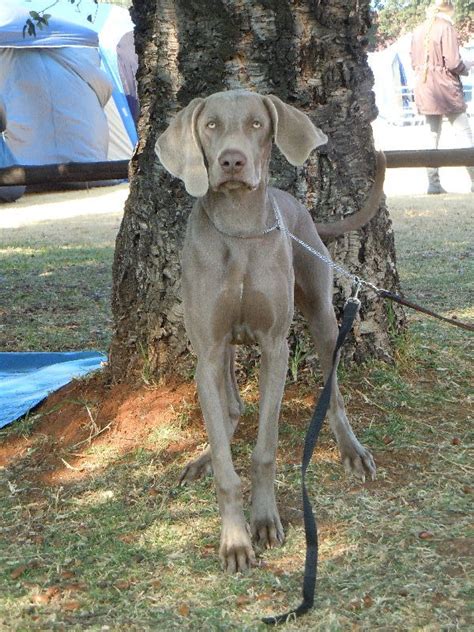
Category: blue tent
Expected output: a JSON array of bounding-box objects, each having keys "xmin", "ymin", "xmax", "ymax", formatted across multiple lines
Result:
[
  {"xmin": 21, "ymin": 0, "xmax": 140, "ymax": 146},
  {"xmin": 0, "ymin": 1, "xmax": 137, "ymax": 180}
]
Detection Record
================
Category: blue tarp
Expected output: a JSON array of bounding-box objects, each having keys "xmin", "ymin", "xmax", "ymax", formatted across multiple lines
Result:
[{"xmin": 0, "ymin": 352, "xmax": 106, "ymax": 429}]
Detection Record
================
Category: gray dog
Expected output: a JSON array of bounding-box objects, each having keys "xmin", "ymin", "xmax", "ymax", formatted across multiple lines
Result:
[{"xmin": 155, "ymin": 90, "xmax": 384, "ymax": 573}]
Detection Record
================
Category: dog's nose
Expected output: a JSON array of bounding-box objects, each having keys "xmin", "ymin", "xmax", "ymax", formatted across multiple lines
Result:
[{"xmin": 218, "ymin": 150, "xmax": 247, "ymax": 174}]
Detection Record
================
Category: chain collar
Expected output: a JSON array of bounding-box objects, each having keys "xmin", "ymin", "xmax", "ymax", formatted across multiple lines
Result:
[
  {"xmin": 203, "ymin": 196, "xmax": 279, "ymax": 239},
  {"xmin": 204, "ymin": 192, "xmax": 379, "ymax": 295}
]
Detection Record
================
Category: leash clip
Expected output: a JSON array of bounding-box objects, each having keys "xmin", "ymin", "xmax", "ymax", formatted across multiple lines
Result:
[{"xmin": 350, "ymin": 277, "xmax": 362, "ymax": 303}]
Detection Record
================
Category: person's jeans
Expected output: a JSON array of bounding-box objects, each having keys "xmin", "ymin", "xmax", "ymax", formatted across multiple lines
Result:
[{"xmin": 425, "ymin": 113, "xmax": 474, "ymax": 192}]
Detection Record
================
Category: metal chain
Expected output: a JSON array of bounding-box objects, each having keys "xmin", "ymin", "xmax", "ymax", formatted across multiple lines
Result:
[
  {"xmin": 204, "ymin": 205, "xmax": 279, "ymax": 239},
  {"xmin": 271, "ymin": 195, "xmax": 384, "ymax": 296},
  {"xmin": 205, "ymin": 192, "xmax": 384, "ymax": 296}
]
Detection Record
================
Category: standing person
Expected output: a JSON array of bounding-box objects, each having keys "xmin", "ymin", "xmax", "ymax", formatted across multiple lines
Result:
[{"xmin": 411, "ymin": 0, "xmax": 473, "ymax": 194}]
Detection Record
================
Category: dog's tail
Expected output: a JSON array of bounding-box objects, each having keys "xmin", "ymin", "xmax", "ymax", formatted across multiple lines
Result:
[{"xmin": 315, "ymin": 151, "xmax": 386, "ymax": 240}]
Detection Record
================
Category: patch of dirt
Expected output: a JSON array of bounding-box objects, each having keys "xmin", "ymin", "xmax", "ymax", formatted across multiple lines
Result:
[
  {"xmin": 0, "ymin": 368, "xmax": 461, "ymax": 496},
  {"xmin": 0, "ymin": 376, "xmax": 339, "ymax": 492},
  {"xmin": 0, "ymin": 374, "xmax": 198, "ymax": 487}
]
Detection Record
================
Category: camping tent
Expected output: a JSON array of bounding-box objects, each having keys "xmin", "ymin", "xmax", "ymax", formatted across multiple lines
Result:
[
  {"xmin": 368, "ymin": 35, "xmax": 422, "ymax": 125},
  {"xmin": 0, "ymin": 1, "xmax": 137, "ymax": 184}
]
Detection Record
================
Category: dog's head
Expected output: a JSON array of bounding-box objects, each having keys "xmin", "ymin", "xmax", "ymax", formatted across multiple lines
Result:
[{"xmin": 155, "ymin": 90, "xmax": 328, "ymax": 198}]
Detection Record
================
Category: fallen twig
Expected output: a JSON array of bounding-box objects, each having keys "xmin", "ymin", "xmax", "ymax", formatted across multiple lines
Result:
[{"xmin": 69, "ymin": 420, "xmax": 113, "ymax": 451}]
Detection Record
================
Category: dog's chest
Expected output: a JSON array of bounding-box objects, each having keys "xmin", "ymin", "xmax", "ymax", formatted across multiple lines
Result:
[
  {"xmin": 229, "ymin": 281, "xmax": 274, "ymax": 344},
  {"xmin": 210, "ymin": 247, "xmax": 294, "ymax": 344}
]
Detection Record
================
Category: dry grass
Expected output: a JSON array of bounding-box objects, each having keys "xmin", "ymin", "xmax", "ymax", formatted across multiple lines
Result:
[
  {"xmin": 0, "ymin": 185, "xmax": 126, "ymax": 351},
  {"xmin": 0, "ymin": 186, "xmax": 472, "ymax": 630}
]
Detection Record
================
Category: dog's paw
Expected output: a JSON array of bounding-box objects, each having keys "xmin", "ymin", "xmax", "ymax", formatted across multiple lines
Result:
[
  {"xmin": 178, "ymin": 449, "xmax": 213, "ymax": 485},
  {"xmin": 219, "ymin": 527, "xmax": 256, "ymax": 573},
  {"xmin": 341, "ymin": 440, "xmax": 376, "ymax": 482},
  {"xmin": 251, "ymin": 513, "xmax": 285, "ymax": 549}
]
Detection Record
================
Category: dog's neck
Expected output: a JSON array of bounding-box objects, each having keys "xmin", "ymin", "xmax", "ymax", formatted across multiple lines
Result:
[{"xmin": 200, "ymin": 182, "xmax": 274, "ymax": 237}]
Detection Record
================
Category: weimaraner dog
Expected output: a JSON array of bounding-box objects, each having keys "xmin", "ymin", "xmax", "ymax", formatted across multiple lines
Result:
[{"xmin": 155, "ymin": 90, "xmax": 384, "ymax": 573}]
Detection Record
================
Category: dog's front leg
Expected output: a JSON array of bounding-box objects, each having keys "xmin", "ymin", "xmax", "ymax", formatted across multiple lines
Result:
[
  {"xmin": 250, "ymin": 339, "xmax": 288, "ymax": 549},
  {"xmin": 180, "ymin": 346, "xmax": 243, "ymax": 483},
  {"xmin": 195, "ymin": 351, "xmax": 255, "ymax": 573}
]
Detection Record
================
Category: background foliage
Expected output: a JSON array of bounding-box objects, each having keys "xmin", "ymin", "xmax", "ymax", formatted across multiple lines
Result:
[
  {"xmin": 371, "ymin": 0, "xmax": 473, "ymax": 49},
  {"xmin": 26, "ymin": 1, "xmax": 472, "ymax": 49}
]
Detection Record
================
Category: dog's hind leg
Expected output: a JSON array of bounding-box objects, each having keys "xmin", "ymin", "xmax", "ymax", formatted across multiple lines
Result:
[
  {"xmin": 179, "ymin": 345, "xmax": 243, "ymax": 483},
  {"xmin": 226, "ymin": 345, "xmax": 246, "ymax": 421},
  {"xmin": 293, "ymin": 215, "xmax": 376, "ymax": 481},
  {"xmin": 299, "ymin": 297, "xmax": 376, "ymax": 481}
]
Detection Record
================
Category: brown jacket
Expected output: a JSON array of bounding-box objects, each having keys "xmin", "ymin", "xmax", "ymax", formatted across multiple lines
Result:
[{"xmin": 411, "ymin": 16, "xmax": 467, "ymax": 115}]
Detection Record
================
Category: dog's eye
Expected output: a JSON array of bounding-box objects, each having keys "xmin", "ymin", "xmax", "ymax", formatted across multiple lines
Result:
[
  {"xmin": 252, "ymin": 120, "xmax": 262, "ymax": 129},
  {"xmin": 207, "ymin": 121, "xmax": 217, "ymax": 129}
]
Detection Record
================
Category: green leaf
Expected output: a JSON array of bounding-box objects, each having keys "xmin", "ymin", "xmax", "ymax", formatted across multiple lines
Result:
[
  {"xmin": 29, "ymin": 11, "xmax": 40, "ymax": 20},
  {"xmin": 23, "ymin": 18, "xmax": 36, "ymax": 38}
]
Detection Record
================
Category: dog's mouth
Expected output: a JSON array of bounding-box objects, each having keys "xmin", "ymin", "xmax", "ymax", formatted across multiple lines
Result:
[{"xmin": 213, "ymin": 177, "xmax": 258, "ymax": 192}]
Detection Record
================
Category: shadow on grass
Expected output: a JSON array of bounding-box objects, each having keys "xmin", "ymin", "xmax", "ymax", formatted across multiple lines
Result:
[
  {"xmin": 1, "ymin": 350, "xmax": 472, "ymax": 631},
  {"xmin": 0, "ymin": 244, "xmax": 115, "ymax": 351}
]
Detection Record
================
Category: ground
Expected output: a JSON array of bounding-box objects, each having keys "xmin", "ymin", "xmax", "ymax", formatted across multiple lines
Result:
[{"xmin": 0, "ymin": 173, "xmax": 472, "ymax": 630}]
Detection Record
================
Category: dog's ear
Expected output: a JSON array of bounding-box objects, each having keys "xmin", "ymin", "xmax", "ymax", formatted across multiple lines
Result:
[
  {"xmin": 263, "ymin": 95, "xmax": 328, "ymax": 165},
  {"xmin": 155, "ymin": 98, "xmax": 208, "ymax": 197}
]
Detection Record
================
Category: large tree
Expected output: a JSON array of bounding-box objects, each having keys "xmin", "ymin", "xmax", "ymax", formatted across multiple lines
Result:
[{"xmin": 109, "ymin": 0, "xmax": 403, "ymax": 383}]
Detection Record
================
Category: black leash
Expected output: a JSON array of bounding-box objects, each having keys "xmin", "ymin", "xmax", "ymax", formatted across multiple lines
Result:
[
  {"xmin": 262, "ymin": 297, "xmax": 361, "ymax": 625},
  {"xmin": 377, "ymin": 289, "xmax": 474, "ymax": 332},
  {"xmin": 262, "ymin": 287, "xmax": 472, "ymax": 626},
  {"xmin": 262, "ymin": 195, "xmax": 473, "ymax": 625},
  {"xmin": 271, "ymin": 193, "xmax": 474, "ymax": 335},
  {"xmin": 206, "ymin": 189, "xmax": 472, "ymax": 624}
]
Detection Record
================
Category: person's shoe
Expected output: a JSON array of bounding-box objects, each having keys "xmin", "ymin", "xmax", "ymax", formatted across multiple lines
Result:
[{"xmin": 427, "ymin": 183, "xmax": 447, "ymax": 194}]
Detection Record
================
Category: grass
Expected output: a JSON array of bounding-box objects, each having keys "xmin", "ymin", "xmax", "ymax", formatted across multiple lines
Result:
[
  {"xmin": 0, "ymin": 187, "xmax": 124, "ymax": 352},
  {"xmin": 0, "ymin": 244, "xmax": 114, "ymax": 350},
  {"xmin": 0, "ymin": 189, "xmax": 472, "ymax": 630},
  {"xmin": 388, "ymin": 193, "xmax": 473, "ymax": 316}
]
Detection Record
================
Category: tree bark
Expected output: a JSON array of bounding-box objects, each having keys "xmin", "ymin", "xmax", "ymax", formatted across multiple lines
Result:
[{"xmin": 110, "ymin": 0, "xmax": 403, "ymax": 383}]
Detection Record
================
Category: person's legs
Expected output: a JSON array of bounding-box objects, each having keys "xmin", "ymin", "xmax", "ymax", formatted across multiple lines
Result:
[
  {"xmin": 425, "ymin": 114, "xmax": 446, "ymax": 194},
  {"xmin": 447, "ymin": 112, "xmax": 474, "ymax": 192}
]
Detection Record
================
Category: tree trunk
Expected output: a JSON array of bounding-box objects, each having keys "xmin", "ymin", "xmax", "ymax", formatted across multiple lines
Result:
[{"xmin": 110, "ymin": 0, "xmax": 403, "ymax": 383}]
